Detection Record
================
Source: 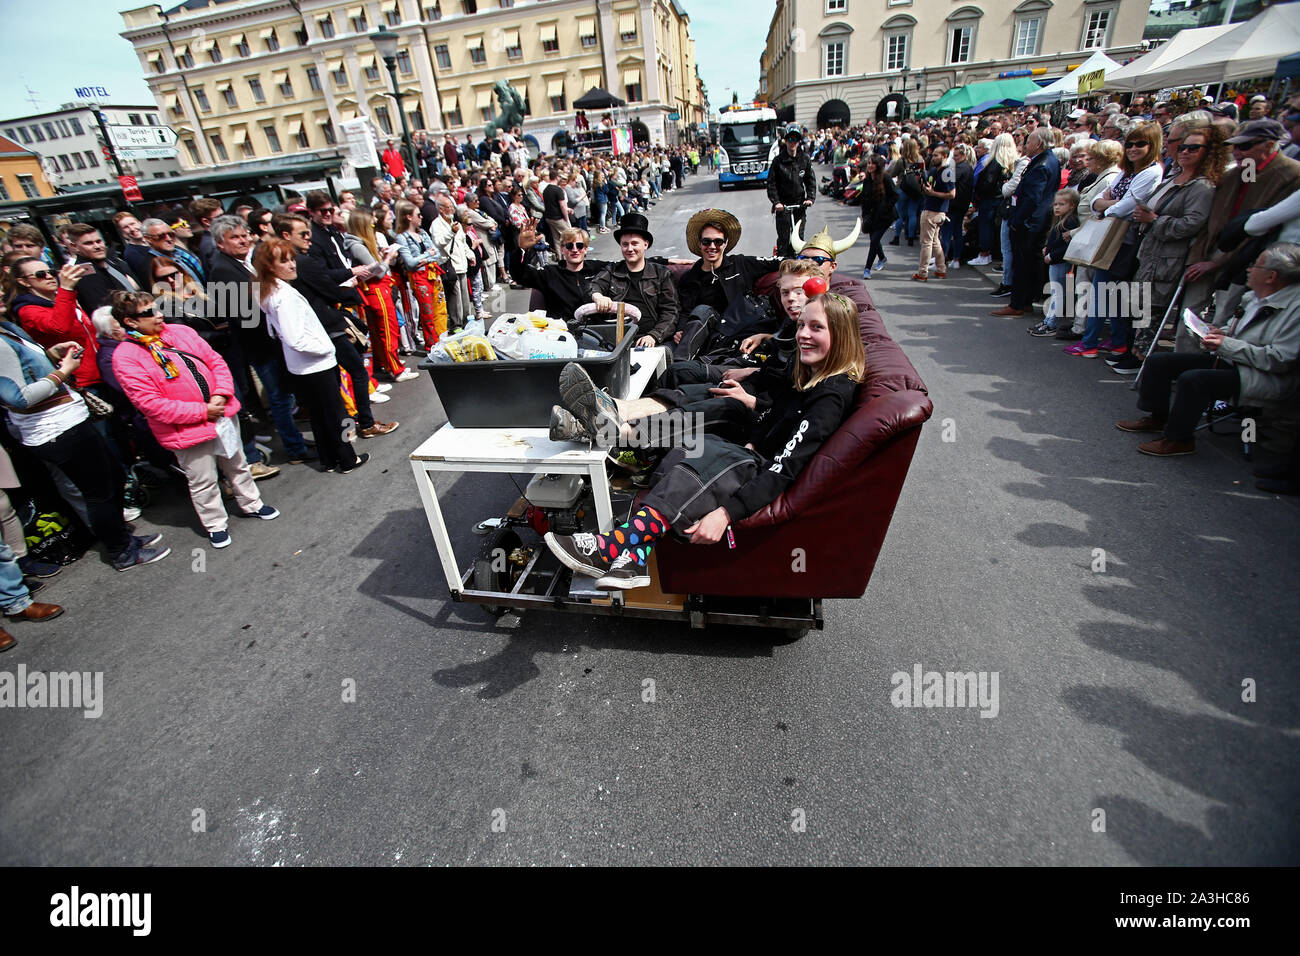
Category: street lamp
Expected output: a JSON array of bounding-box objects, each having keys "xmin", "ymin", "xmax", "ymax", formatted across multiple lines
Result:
[{"xmin": 371, "ymin": 28, "xmax": 418, "ymax": 179}]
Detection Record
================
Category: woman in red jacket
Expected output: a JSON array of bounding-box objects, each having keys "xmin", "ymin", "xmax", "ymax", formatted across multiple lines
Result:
[
  {"xmin": 9, "ymin": 259, "xmax": 101, "ymax": 390},
  {"xmin": 109, "ymin": 292, "xmax": 279, "ymax": 549}
]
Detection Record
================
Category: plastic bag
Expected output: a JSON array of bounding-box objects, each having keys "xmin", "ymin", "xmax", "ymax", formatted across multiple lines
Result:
[{"xmin": 488, "ymin": 313, "xmax": 571, "ymax": 360}]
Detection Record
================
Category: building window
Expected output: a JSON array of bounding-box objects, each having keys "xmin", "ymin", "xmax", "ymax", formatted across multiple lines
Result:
[
  {"xmin": 434, "ymin": 44, "xmax": 451, "ymax": 69},
  {"xmin": 30, "ymin": 125, "xmax": 44, "ymax": 142},
  {"xmin": 543, "ymin": 38, "xmax": 559, "ymax": 53},
  {"xmin": 296, "ymin": 126, "xmax": 310, "ymax": 148},
  {"xmin": 177, "ymin": 49, "xmax": 194, "ymax": 69},
  {"xmin": 625, "ymin": 80, "xmax": 642, "ymax": 103},
  {"xmin": 0, "ymin": 182, "xmax": 9, "ymax": 201},
  {"xmin": 44, "ymin": 122, "xmax": 58, "ymax": 138},
  {"xmin": 58, "ymin": 155, "xmax": 73, "ymax": 171},
  {"xmin": 321, "ymin": 119, "xmax": 338, "ymax": 144},
  {"xmin": 2, "ymin": 128, "xmax": 13, "ymax": 141},
  {"xmin": 279, "ymin": 77, "xmax": 294, "ymax": 98},
  {"xmin": 210, "ymin": 133, "xmax": 228, "ymax": 161},
  {"xmin": 147, "ymin": 114, "xmax": 158, "ymax": 125},
  {"xmin": 409, "ymin": 106, "xmax": 425, "ymax": 129},
  {"xmin": 886, "ymin": 33, "xmax": 907, "ymax": 71},
  {"xmin": 1082, "ymin": 7, "xmax": 1112, "ymax": 49},
  {"xmin": 295, "ymin": 28, "xmax": 309, "ymax": 46},
  {"xmin": 385, "ymin": 6, "xmax": 401, "ymax": 26},
  {"xmin": 425, "ymin": 3, "xmax": 442, "ymax": 21},
  {"xmin": 69, "ymin": 118, "xmax": 84, "ymax": 135},
  {"xmin": 18, "ymin": 175, "xmax": 39, "ymax": 198},
  {"xmin": 365, "ymin": 61, "xmax": 381, "ymax": 82},
  {"xmin": 264, "ymin": 125, "xmax": 282, "ymax": 153},
  {"xmin": 469, "ymin": 41, "xmax": 486, "ymax": 65},
  {"xmin": 210, "ymin": 44, "xmax": 223, "ymax": 63},
  {"xmin": 549, "ymin": 92, "xmax": 566, "ymax": 113},
  {"xmin": 824, "ymin": 41, "xmax": 844, "ymax": 77},
  {"xmin": 16, "ymin": 127, "xmax": 31, "ymax": 144},
  {"xmin": 351, "ymin": 11, "xmax": 368, "ymax": 32},
  {"xmin": 239, "ymin": 137, "xmax": 254, "ymax": 158},
  {"xmin": 222, "ymin": 86, "xmax": 238, "ymax": 107},
  {"xmin": 444, "ymin": 105, "xmax": 462, "ymax": 126},
  {"xmin": 236, "ymin": 36, "xmax": 250, "ymax": 56},
  {"xmin": 307, "ymin": 65, "xmax": 322, "ymax": 91},
  {"xmin": 193, "ymin": 89, "xmax": 210, "ymax": 111},
  {"xmin": 266, "ymin": 29, "xmax": 280, "ymax": 53},
  {"xmin": 396, "ymin": 51, "xmax": 413, "ymax": 73},
  {"xmin": 319, "ymin": 15, "xmax": 335, "ymax": 38},
  {"xmin": 462, "ymin": 0, "xmax": 477, "ymax": 13},
  {"xmin": 948, "ymin": 25, "xmax": 972, "ymax": 64},
  {"xmin": 375, "ymin": 105, "xmax": 393, "ymax": 134},
  {"xmin": 333, "ymin": 64, "xmax": 348, "ymax": 85},
  {"xmin": 249, "ymin": 77, "xmax": 266, "ymax": 102},
  {"xmin": 152, "ymin": 57, "xmax": 165, "ymax": 73},
  {"xmin": 1014, "ymin": 17, "xmax": 1041, "ymax": 57},
  {"xmin": 621, "ymin": 26, "xmax": 637, "ymax": 43},
  {"xmin": 506, "ymin": 34, "xmax": 522, "ymax": 58},
  {"xmin": 57, "ymin": 120, "xmax": 71, "ymax": 136},
  {"xmin": 85, "ymin": 150, "xmax": 99, "ymax": 167},
  {"xmin": 183, "ymin": 139, "xmax": 201, "ymax": 164},
  {"xmin": 500, "ymin": 0, "xmax": 513, "ymax": 7},
  {"xmin": 73, "ymin": 152, "xmax": 86, "ymax": 169},
  {"xmin": 580, "ymin": 30, "xmax": 596, "ymax": 49},
  {"xmin": 825, "ymin": 0, "xmax": 846, "ymax": 11}
]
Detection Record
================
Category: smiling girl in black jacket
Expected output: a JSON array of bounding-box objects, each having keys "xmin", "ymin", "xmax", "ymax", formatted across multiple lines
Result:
[{"xmin": 545, "ymin": 290, "xmax": 865, "ymax": 589}]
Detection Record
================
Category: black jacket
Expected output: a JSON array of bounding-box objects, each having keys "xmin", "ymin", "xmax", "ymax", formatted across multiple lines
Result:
[
  {"xmin": 75, "ymin": 254, "xmax": 140, "ymax": 313},
  {"xmin": 951, "ymin": 161, "xmax": 975, "ymax": 215},
  {"xmin": 672, "ymin": 253, "xmax": 780, "ymax": 316},
  {"xmin": 719, "ymin": 365, "xmax": 858, "ymax": 521},
  {"xmin": 509, "ymin": 256, "xmax": 610, "ymax": 321},
  {"xmin": 293, "ymin": 224, "xmax": 363, "ymax": 337},
  {"xmin": 973, "ymin": 157, "xmax": 1005, "ymax": 203},
  {"xmin": 589, "ymin": 260, "xmax": 680, "ymax": 344},
  {"xmin": 857, "ymin": 176, "xmax": 900, "ymax": 231},
  {"xmin": 209, "ymin": 250, "xmax": 279, "ymax": 365},
  {"xmin": 767, "ymin": 149, "xmax": 816, "ymax": 208}
]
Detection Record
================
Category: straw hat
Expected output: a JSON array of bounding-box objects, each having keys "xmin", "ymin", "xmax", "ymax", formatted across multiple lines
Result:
[{"xmin": 685, "ymin": 208, "xmax": 742, "ymax": 256}]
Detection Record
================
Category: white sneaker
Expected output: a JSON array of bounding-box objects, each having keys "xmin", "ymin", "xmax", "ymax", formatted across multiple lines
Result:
[
  {"xmin": 396, "ymin": 369, "xmax": 420, "ymax": 382},
  {"xmin": 369, "ymin": 392, "xmax": 391, "ymax": 404},
  {"xmin": 123, "ymin": 506, "xmax": 142, "ymax": 522},
  {"xmin": 949, "ymin": 261, "xmax": 961, "ymax": 270},
  {"xmin": 969, "ymin": 255, "xmax": 992, "ymax": 266},
  {"xmin": 375, "ymin": 383, "xmax": 394, "ymax": 393}
]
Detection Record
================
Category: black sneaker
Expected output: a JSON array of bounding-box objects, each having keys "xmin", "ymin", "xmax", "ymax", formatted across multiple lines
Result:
[
  {"xmin": 1110, "ymin": 353, "xmax": 1142, "ymax": 375},
  {"xmin": 17, "ymin": 556, "xmax": 62, "ymax": 579},
  {"xmin": 1028, "ymin": 322, "xmax": 1056, "ymax": 337},
  {"xmin": 544, "ymin": 531, "xmax": 608, "ymax": 578},
  {"xmin": 990, "ymin": 285, "xmax": 1012, "ymax": 297},
  {"xmin": 595, "ymin": 551, "xmax": 651, "ymax": 590},
  {"xmin": 113, "ymin": 546, "xmax": 171, "ymax": 572},
  {"xmin": 133, "ymin": 532, "xmax": 163, "ymax": 549},
  {"xmin": 1055, "ymin": 328, "xmax": 1083, "ymax": 341},
  {"xmin": 335, "ymin": 453, "xmax": 370, "ymax": 475}
]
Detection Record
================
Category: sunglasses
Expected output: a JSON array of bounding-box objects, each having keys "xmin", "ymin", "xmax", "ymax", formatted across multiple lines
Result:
[
  {"xmin": 1124, "ymin": 141, "xmax": 1149, "ymax": 149},
  {"xmin": 156, "ymin": 271, "xmax": 182, "ymax": 281},
  {"xmin": 797, "ymin": 254, "xmax": 833, "ymax": 266},
  {"xmin": 128, "ymin": 309, "xmax": 158, "ymax": 320},
  {"xmin": 1177, "ymin": 143, "xmax": 1206, "ymax": 153},
  {"xmin": 698, "ymin": 237, "xmax": 727, "ymax": 247},
  {"xmin": 148, "ymin": 231, "xmax": 176, "ymax": 240},
  {"xmin": 562, "ymin": 242, "xmax": 586, "ymax": 250}
]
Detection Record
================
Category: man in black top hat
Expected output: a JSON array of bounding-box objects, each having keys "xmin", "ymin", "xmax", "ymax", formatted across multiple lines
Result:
[
  {"xmin": 767, "ymin": 128, "xmax": 816, "ymax": 257},
  {"xmin": 589, "ymin": 212, "xmax": 680, "ymax": 346}
]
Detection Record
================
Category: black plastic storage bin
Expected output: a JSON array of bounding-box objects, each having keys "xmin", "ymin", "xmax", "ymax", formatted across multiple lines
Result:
[{"xmin": 420, "ymin": 322, "xmax": 638, "ymax": 428}]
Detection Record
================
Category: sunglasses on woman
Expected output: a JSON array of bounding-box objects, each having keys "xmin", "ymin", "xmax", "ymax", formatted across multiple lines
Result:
[
  {"xmin": 1177, "ymin": 143, "xmax": 1206, "ymax": 153},
  {"xmin": 24, "ymin": 269, "xmax": 56, "ymax": 281},
  {"xmin": 1124, "ymin": 141, "xmax": 1149, "ymax": 149},
  {"xmin": 156, "ymin": 271, "xmax": 182, "ymax": 281},
  {"xmin": 128, "ymin": 309, "xmax": 158, "ymax": 320}
]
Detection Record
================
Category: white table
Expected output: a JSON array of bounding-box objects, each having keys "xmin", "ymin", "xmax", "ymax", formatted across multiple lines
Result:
[{"xmin": 409, "ymin": 347, "xmax": 668, "ymax": 600}]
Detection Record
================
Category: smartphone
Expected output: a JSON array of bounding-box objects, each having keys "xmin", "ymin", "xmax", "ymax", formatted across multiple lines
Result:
[{"xmin": 71, "ymin": 346, "xmax": 85, "ymax": 360}]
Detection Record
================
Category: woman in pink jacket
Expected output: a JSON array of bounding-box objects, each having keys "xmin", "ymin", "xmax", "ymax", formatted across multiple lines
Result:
[{"xmin": 109, "ymin": 292, "xmax": 279, "ymax": 548}]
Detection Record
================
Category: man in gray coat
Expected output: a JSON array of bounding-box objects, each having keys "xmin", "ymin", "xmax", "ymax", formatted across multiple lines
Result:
[{"xmin": 1117, "ymin": 242, "xmax": 1300, "ymax": 456}]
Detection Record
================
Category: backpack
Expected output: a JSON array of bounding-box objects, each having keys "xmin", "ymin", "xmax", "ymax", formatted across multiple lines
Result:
[{"xmin": 899, "ymin": 163, "xmax": 924, "ymax": 199}]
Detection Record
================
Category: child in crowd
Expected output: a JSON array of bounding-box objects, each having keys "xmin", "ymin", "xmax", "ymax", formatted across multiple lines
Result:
[{"xmin": 1031, "ymin": 189, "xmax": 1081, "ymax": 337}]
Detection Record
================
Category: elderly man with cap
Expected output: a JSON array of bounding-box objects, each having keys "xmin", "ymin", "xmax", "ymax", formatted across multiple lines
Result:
[
  {"xmin": 767, "ymin": 128, "xmax": 816, "ymax": 258},
  {"xmin": 589, "ymin": 212, "xmax": 680, "ymax": 347},
  {"xmin": 1181, "ymin": 118, "xmax": 1300, "ymax": 338},
  {"xmin": 663, "ymin": 208, "xmax": 782, "ymax": 360}
]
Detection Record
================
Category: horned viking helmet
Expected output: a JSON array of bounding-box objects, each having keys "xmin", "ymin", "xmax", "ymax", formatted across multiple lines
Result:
[{"xmin": 790, "ymin": 220, "xmax": 861, "ymax": 258}]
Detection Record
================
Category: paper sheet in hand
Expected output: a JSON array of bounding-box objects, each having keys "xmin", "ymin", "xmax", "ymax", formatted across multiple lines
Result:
[{"xmin": 1182, "ymin": 308, "xmax": 1210, "ymax": 338}]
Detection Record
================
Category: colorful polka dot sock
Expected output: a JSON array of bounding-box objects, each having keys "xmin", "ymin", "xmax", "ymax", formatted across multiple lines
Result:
[{"xmin": 594, "ymin": 506, "xmax": 669, "ymax": 567}]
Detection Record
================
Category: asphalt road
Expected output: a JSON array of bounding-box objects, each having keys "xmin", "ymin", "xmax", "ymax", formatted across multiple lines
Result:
[{"xmin": 2, "ymin": 166, "xmax": 1297, "ymax": 866}]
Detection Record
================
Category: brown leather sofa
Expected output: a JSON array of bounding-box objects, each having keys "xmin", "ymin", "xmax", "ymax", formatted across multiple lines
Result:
[{"xmin": 529, "ymin": 264, "xmax": 932, "ymax": 599}]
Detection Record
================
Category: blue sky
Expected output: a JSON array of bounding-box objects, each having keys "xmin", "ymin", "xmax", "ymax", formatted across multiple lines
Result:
[{"xmin": 0, "ymin": 0, "xmax": 764, "ymax": 119}]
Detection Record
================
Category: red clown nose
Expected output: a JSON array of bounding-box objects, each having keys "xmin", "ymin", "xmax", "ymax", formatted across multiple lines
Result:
[{"xmin": 802, "ymin": 276, "xmax": 829, "ymax": 296}]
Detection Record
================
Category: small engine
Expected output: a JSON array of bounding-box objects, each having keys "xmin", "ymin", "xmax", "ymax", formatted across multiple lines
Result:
[{"xmin": 524, "ymin": 474, "xmax": 590, "ymax": 536}]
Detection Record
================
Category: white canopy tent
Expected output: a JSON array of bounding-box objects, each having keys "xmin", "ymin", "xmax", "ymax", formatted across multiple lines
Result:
[
  {"xmin": 1103, "ymin": 24, "xmax": 1235, "ymax": 92},
  {"xmin": 1025, "ymin": 50, "xmax": 1123, "ymax": 105},
  {"xmin": 1128, "ymin": 3, "xmax": 1300, "ymax": 90}
]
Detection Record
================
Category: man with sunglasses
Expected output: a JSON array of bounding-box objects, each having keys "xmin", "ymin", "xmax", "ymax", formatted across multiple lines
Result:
[
  {"xmin": 137, "ymin": 218, "xmax": 205, "ymax": 289},
  {"xmin": 510, "ymin": 224, "xmax": 613, "ymax": 322}
]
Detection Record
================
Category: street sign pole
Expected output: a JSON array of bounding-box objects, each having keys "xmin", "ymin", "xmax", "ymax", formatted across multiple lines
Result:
[{"xmin": 89, "ymin": 102, "xmax": 127, "ymax": 180}]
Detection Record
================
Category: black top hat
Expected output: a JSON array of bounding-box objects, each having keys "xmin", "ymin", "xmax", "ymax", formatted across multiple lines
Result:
[{"xmin": 613, "ymin": 211, "xmax": 653, "ymax": 245}]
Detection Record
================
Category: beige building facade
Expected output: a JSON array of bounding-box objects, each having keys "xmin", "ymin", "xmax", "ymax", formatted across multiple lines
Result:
[
  {"xmin": 762, "ymin": 0, "xmax": 1149, "ymax": 127},
  {"xmin": 119, "ymin": 0, "xmax": 706, "ymax": 172}
]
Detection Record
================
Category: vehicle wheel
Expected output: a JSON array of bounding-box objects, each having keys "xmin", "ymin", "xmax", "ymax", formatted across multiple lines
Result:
[
  {"xmin": 773, "ymin": 627, "xmax": 809, "ymax": 644},
  {"xmin": 473, "ymin": 526, "xmax": 522, "ymax": 618}
]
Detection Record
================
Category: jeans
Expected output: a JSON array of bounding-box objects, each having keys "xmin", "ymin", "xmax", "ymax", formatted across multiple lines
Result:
[
  {"xmin": 1083, "ymin": 267, "xmax": 1120, "ymax": 349},
  {"xmin": 0, "ymin": 541, "xmax": 30, "ymax": 615},
  {"xmin": 942, "ymin": 206, "xmax": 967, "ymax": 263},
  {"xmin": 591, "ymin": 200, "xmax": 606, "ymax": 229},
  {"xmin": 672, "ymin": 305, "xmax": 721, "ymax": 360},
  {"xmin": 894, "ymin": 196, "xmax": 920, "ymax": 241},
  {"xmin": 1043, "ymin": 262, "xmax": 1070, "ymax": 328},
  {"xmin": 1000, "ymin": 219, "xmax": 1015, "ymax": 286},
  {"xmin": 250, "ymin": 355, "xmax": 309, "ymax": 457},
  {"xmin": 1137, "ymin": 353, "xmax": 1240, "ymax": 441}
]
